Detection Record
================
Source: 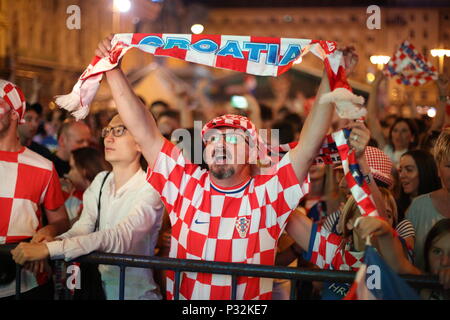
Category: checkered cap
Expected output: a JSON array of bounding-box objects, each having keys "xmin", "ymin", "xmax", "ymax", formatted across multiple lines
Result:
[
  {"xmin": 201, "ymin": 114, "xmax": 258, "ymax": 145},
  {"xmin": 0, "ymin": 80, "xmax": 26, "ymax": 124},
  {"xmin": 365, "ymin": 146, "xmax": 393, "ymax": 187}
]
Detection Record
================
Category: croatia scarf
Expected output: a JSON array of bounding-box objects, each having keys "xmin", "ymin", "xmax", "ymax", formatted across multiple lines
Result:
[
  {"xmin": 277, "ymin": 130, "xmax": 379, "ymax": 218},
  {"xmin": 384, "ymin": 41, "xmax": 438, "ymax": 86},
  {"xmin": 55, "ymin": 33, "xmax": 365, "ymax": 120}
]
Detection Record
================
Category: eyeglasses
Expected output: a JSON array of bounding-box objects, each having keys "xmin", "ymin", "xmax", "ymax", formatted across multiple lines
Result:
[
  {"xmin": 205, "ymin": 132, "xmax": 248, "ymax": 145},
  {"xmin": 101, "ymin": 125, "xmax": 127, "ymax": 138}
]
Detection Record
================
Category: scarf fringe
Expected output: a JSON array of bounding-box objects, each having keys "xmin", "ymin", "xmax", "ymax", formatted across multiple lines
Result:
[
  {"xmin": 55, "ymin": 91, "xmax": 81, "ymax": 113},
  {"xmin": 71, "ymin": 106, "xmax": 90, "ymax": 121}
]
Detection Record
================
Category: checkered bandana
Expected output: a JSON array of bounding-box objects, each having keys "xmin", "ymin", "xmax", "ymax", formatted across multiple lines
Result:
[
  {"xmin": 201, "ymin": 114, "xmax": 271, "ymax": 166},
  {"xmin": 364, "ymin": 146, "xmax": 393, "ymax": 187},
  {"xmin": 384, "ymin": 41, "xmax": 438, "ymax": 86},
  {"xmin": 0, "ymin": 80, "xmax": 26, "ymax": 124},
  {"xmin": 201, "ymin": 114, "xmax": 257, "ymax": 144}
]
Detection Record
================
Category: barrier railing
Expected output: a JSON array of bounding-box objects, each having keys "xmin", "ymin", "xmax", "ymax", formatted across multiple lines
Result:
[{"xmin": 0, "ymin": 244, "xmax": 441, "ymax": 300}]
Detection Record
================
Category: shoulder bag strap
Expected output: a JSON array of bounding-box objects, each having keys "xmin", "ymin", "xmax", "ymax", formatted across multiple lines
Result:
[{"xmin": 94, "ymin": 172, "xmax": 111, "ymax": 232}]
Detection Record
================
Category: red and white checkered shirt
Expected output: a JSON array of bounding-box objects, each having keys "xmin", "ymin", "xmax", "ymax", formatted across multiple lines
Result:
[
  {"xmin": 305, "ymin": 223, "xmax": 364, "ymax": 271},
  {"xmin": 146, "ymin": 140, "xmax": 309, "ymax": 300},
  {"xmin": 0, "ymin": 147, "xmax": 64, "ymax": 244}
]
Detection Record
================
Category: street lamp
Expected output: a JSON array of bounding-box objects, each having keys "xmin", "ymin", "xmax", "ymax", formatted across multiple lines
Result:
[
  {"xmin": 430, "ymin": 49, "xmax": 450, "ymax": 74},
  {"xmin": 112, "ymin": 0, "xmax": 131, "ymax": 33},
  {"xmin": 191, "ymin": 24, "xmax": 204, "ymax": 35},
  {"xmin": 370, "ymin": 55, "xmax": 390, "ymax": 70},
  {"xmin": 114, "ymin": 0, "xmax": 131, "ymax": 12}
]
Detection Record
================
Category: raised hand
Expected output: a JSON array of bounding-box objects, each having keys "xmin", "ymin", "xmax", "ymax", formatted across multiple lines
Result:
[
  {"xmin": 354, "ymin": 216, "xmax": 392, "ymax": 240},
  {"xmin": 347, "ymin": 121, "xmax": 371, "ymax": 159},
  {"xmin": 373, "ymin": 70, "xmax": 386, "ymax": 86},
  {"xmin": 95, "ymin": 34, "xmax": 114, "ymax": 58},
  {"xmin": 436, "ymin": 74, "xmax": 449, "ymax": 95},
  {"xmin": 341, "ymin": 46, "xmax": 359, "ymax": 77}
]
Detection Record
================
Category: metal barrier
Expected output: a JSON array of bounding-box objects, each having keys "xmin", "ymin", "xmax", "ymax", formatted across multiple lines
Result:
[{"xmin": 0, "ymin": 244, "xmax": 441, "ymax": 300}]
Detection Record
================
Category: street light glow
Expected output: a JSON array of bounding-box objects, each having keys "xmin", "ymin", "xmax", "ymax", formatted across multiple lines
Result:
[
  {"xmin": 191, "ymin": 24, "xmax": 204, "ymax": 34},
  {"xmin": 114, "ymin": 0, "xmax": 131, "ymax": 12},
  {"xmin": 427, "ymin": 107, "xmax": 436, "ymax": 118},
  {"xmin": 370, "ymin": 55, "xmax": 390, "ymax": 65},
  {"xmin": 366, "ymin": 72, "xmax": 375, "ymax": 83},
  {"xmin": 430, "ymin": 49, "xmax": 450, "ymax": 57},
  {"xmin": 370, "ymin": 55, "xmax": 390, "ymax": 71}
]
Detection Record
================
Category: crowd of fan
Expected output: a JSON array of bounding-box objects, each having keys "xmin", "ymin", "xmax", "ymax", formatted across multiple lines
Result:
[{"xmin": 0, "ymin": 46, "xmax": 449, "ymax": 300}]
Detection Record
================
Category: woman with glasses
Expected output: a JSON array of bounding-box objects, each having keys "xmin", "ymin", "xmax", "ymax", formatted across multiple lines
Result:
[{"xmin": 12, "ymin": 114, "xmax": 164, "ymax": 300}]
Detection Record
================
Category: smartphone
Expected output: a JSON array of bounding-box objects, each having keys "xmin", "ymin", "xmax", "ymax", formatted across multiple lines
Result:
[{"xmin": 230, "ymin": 95, "xmax": 248, "ymax": 109}]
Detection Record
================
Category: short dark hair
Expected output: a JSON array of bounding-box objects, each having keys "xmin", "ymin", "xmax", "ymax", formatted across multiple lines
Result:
[
  {"xmin": 368, "ymin": 138, "xmax": 379, "ymax": 148},
  {"xmin": 271, "ymin": 120, "xmax": 295, "ymax": 144},
  {"xmin": 381, "ymin": 114, "xmax": 397, "ymax": 128},
  {"xmin": 150, "ymin": 100, "xmax": 170, "ymax": 110},
  {"xmin": 46, "ymin": 108, "xmax": 67, "ymax": 123},
  {"xmin": 26, "ymin": 103, "xmax": 43, "ymax": 116},
  {"xmin": 259, "ymin": 103, "xmax": 273, "ymax": 121},
  {"xmin": 157, "ymin": 110, "xmax": 180, "ymax": 122},
  {"xmin": 71, "ymin": 147, "xmax": 108, "ymax": 182},
  {"xmin": 283, "ymin": 113, "xmax": 303, "ymax": 134}
]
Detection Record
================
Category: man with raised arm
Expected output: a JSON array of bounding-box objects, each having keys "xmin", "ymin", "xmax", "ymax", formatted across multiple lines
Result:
[{"xmin": 91, "ymin": 35, "xmax": 359, "ymax": 300}]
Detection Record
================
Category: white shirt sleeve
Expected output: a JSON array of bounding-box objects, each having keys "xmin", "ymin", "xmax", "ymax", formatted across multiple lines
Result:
[
  {"xmin": 56, "ymin": 172, "xmax": 107, "ymax": 240},
  {"xmin": 46, "ymin": 191, "xmax": 163, "ymax": 261}
]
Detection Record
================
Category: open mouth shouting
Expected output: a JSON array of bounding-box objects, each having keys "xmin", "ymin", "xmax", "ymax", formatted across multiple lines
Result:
[{"xmin": 211, "ymin": 148, "xmax": 232, "ymax": 165}]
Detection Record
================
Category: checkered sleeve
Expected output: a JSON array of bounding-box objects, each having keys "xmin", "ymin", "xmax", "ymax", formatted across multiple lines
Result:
[
  {"xmin": 303, "ymin": 223, "xmax": 341, "ymax": 269},
  {"xmin": 146, "ymin": 139, "xmax": 200, "ymax": 216},
  {"xmin": 257, "ymin": 152, "xmax": 309, "ymax": 231},
  {"xmin": 42, "ymin": 165, "xmax": 65, "ymax": 211}
]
